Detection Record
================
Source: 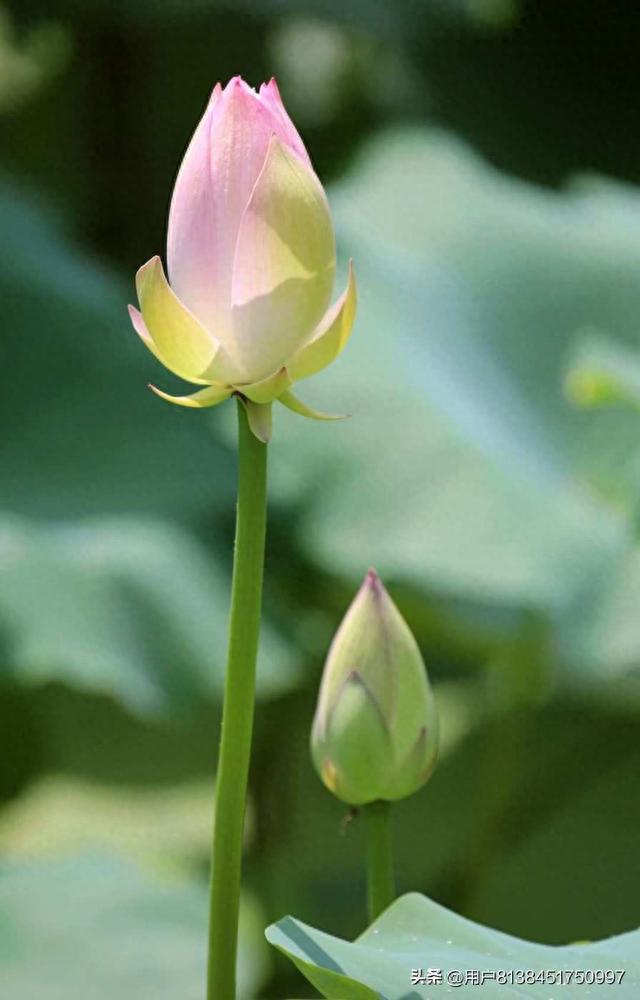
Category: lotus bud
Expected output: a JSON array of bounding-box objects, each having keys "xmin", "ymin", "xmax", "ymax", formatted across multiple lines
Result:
[
  {"xmin": 127, "ymin": 76, "xmax": 357, "ymax": 443},
  {"xmin": 311, "ymin": 569, "xmax": 438, "ymax": 806}
]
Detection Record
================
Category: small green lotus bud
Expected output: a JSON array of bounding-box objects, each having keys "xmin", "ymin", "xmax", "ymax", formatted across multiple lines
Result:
[{"xmin": 311, "ymin": 569, "xmax": 438, "ymax": 806}]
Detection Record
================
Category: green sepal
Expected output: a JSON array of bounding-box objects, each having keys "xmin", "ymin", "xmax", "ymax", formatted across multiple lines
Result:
[
  {"xmin": 149, "ymin": 383, "xmax": 232, "ymax": 408},
  {"xmin": 279, "ymin": 388, "xmax": 348, "ymax": 421},
  {"xmin": 240, "ymin": 398, "xmax": 273, "ymax": 443}
]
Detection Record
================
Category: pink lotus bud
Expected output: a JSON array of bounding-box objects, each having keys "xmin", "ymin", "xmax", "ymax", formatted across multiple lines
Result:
[{"xmin": 128, "ymin": 77, "xmax": 356, "ymax": 442}]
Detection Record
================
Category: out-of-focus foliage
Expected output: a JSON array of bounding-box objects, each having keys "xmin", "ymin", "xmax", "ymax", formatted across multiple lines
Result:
[
  {"xmin": 0, "ymin": 515, "xmax": 298, "ymax": 712},
  {"xmin": 0, "ymin": 775, "xmax": 220, "ymax": 861},
  {"xmin": 1, "ymin": 180, "xmax": 236, "ymax": 520},
  {"xmin": 1, "ymin": 0, "xmax": 640, "ymax": 996},
  {"xmin": 272, "ymin": 130, "xmax": 640, "ymax": 699},
  {"xmin": 0, "ymin": 7, "xmax": 68, "ymax": 111},
  {"xmin": 566, "ymin": 334, "xmax": 640, "ymax": 412},
  {"xmin": 0, "ymin": 855, "xmax": 270, "ymax": 999}
]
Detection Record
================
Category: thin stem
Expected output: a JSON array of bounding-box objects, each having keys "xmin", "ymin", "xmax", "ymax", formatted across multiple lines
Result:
[
  {"xmin": 364, "ymin": 800, "xmax": 395, "ymax": 923},
  {"xmin": 207, "ymin": 399, "xmax": 268, "ymax": 1000}
]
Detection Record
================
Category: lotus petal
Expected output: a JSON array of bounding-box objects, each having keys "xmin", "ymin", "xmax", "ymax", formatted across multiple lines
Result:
[
  {"xmin": 240, "ymin": 366, "xmax": 292, "ymax": 404},
  {"xmin": 231, "ymin": 137, "xmax": 336, "ymax": 383},
  {"xmin": 167, "ymin": 78, "xmax": 312, "ymax": 345},
  {"xmin": 135, "ymin": 256, "xmax": 234, "ymax": 384},
  {"xmin": 288, "ymin": 261, "xmax": 356, "ymax": 383}
]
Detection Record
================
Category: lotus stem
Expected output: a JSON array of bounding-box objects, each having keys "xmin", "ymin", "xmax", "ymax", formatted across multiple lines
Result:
[
  {"xmin": 364, "ymin": 799, "xmax": 395, "ymax": 923},
  {"xmin": 207, "ymin": 398, "xmax": 268, "ymax": 1000}
]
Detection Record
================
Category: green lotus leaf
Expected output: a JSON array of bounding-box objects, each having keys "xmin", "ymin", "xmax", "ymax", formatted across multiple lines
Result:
[{"xmin": 267, "ymin": 892, "xmax": 640, "ymax": 999}]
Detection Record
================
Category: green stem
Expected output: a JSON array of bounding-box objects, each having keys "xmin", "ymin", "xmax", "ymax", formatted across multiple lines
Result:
[
  {"xmin": 364, "ymin": 800, "xmax": 395, "ymax": 923},
  {"xmin": 207, "ymin": 399, "xmax": 268, "ymax": 1000}
]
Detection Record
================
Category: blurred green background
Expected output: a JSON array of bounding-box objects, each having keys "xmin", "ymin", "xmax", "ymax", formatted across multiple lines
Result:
[{"xmin": 2, "ymin": 1, "xmax": 640, "ymax": 996}]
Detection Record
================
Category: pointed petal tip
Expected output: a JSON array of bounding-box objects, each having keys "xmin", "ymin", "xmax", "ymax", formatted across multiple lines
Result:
[
  {"xmin": 365, "ymin": 568, "xmax": 382, "ymax": 589},
  {"xmin": 127, "ymin": 302, "xmax": 147, "ymax": 332},
  {"xmin": 362, "ymin": 567, "xmax": 391, "ymax": 607},
  {"xmin": 134, "ymin": 254, "xmax": 162, "ymax": 294},
  {"xmin": 137, "ymin": 254, "xmax": 161, "ymax": 275},
  {"xmin": 263, "ymin": 131, "xmax": 307, "ymax": 171},
  {"xmin": 267, "ymin": 131, "xmax": 284, "ymax": 152},
  {"xmin": 344, "ymin": 259, "xmax": 357, "ymax": 303},
  {"xmin": 364, "ymin": 567, "xmax": 390, "ymax": 602},
  {"xmin": 148, "ymin": 382, "xmax": 232, "ymax": 409},
  {"xmin": 256, "ymin": 76, "xmax": 311, "ymax": 167},
  {"xmin": 224, "ymin": 75, "xmax": 259, "ymax": 103},
  {"xmin": 259, "ymin": 77, "xmax": 282, "ymax": 102},
  {"xmin": 209, "ymin": 82, "xmax": 223, "ymax": 104},
  {"xmin": 279, "ymin": 389, "xmax": 348, "ymax": 421},
  {"xmin": 128, "ymin": 303, "xmax": 158, "ymax": 358}
]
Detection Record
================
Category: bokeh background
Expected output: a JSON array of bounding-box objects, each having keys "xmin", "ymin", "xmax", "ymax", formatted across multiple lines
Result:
[{"xmin": 2, "ymin": 1, "xmax": 640, "ymax": 997}]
